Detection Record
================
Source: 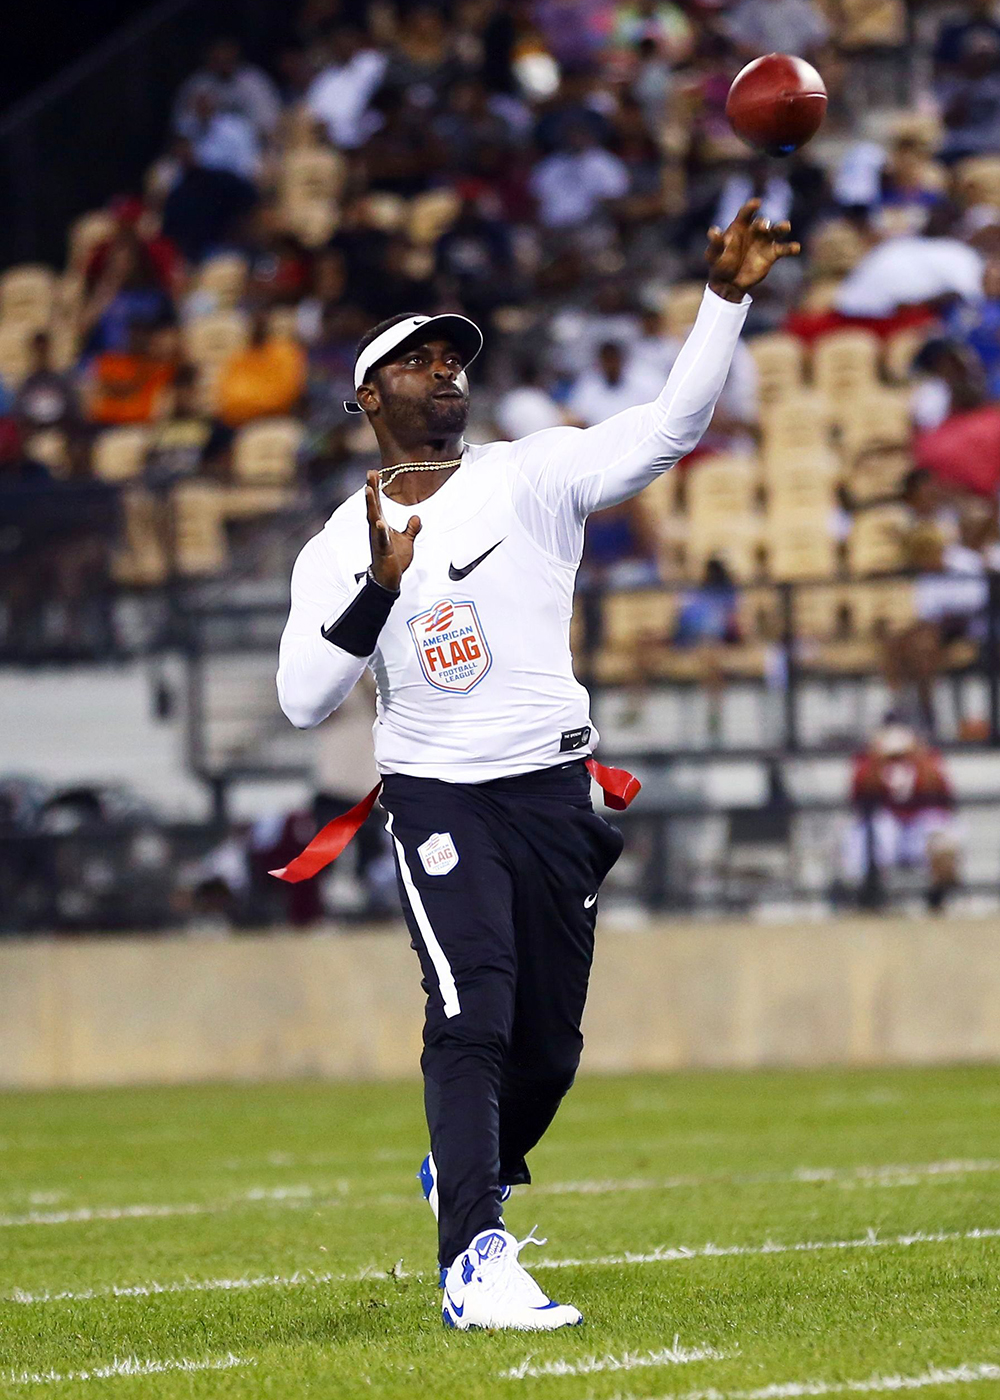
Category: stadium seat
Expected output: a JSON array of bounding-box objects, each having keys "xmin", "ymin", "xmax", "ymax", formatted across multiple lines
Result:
[
  {"xmin": 767, "ymin": 518, "xmax": 837, "ymax": 580},
  {"xmin": 686, "ymin": 455, "xmax": 758, "ymax": 521},
  {"xmin": 686, "ymin": 519, "xmax": 761, "ymax": 581},
  {"xmin": 113, "ymin": 490, "xmax": 169, "ymax": 586},
  {"xmin": 851, "ymin": 577, "xmax": 915, "ymax": 636},
  {"xmin": 836, "ymin": 0, "xmax": 906, "ymax": 47},
  {"xmin": 196, "ymin": 255, "xmax": 249, "ymax": 310},
  {"xmin": 955, "ymin": 155, "xmax": 1000, "ymax": 211},
  {"xmin": 67, "ymin": 209, "xmax": 115, "ymax": 271},
  {"xmin": 846, "ymin": 445, "xmax": 913, "ymax": 504},
  {"xmin": 738, "ymin": 584, "xmax": 781, "ymax": 641},
  {"xmin": 0, "ymin": 322, "xmax": 34, "ymax": 385},
  {"xmin": 812, "ymin": 330, "xmax": 880, "ymax": 418},
  {"xmin": 26, "ymin": 430, "xmax": 70, "ymax": 475},
  {"xmin": 232, "ymin": 419, "xmax": 304, "ymax": 484},
  {"xmin": 92, "ymin": 426, "xmax": 152, "ymax": 481},
  {"xmin": 749, "ymin": 334, "xmax": 804, "ymax": 419},
  {"xmin": 839, "ymin": 391, "xmax": 912, "ymax": 466},
  {"xmin": 0, "ymin": 265, "xmax": 55, "ymax": 329},
  {"xmin": 594, "ymin": 588, "xmax": 679, "ymax": 682},
  {"xmin": 279, "ymin": 147, "xmax": 345, "ymax": 246},
  {"xmin": 794, "ymin": 583, "xmax": 855, "ymax": 641},
  {"xmin": 664, "ymin": 282, "xmax": 706, "ymax": 338},
  {"xmin": 847, "ymin": 505, "xmax": 908, "ymax": 575},
  {"xmin": 408, "ymin": 190, "xmax": 462, "ymax": 246},
  {"xmin": 762, "ymin": 395, "xmax": 831, "ymax": 468},
  {"xmin": 765, "ymin": 455, "xmax": 839, "ymax": 513},
  {"xmin": 883, "ymin": 325, "xmax": 928, "ymax": 384},
  {"xmin": 182, "ymin": 310, "xmax": 250, "ymax": 367},
  {"xmin": 174, "ymin": 483, "xmax": 228, "ymax": 575}
]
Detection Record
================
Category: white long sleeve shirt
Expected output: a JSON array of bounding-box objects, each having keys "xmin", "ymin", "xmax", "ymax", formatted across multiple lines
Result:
[{"xmin": 277, "ymin": 286, "xmax": 749, "ymax": 782}]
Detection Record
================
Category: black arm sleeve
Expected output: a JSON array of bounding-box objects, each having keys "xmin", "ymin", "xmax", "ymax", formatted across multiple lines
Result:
[{"xmin": 320, "ymin": 571, "xmax": 399, "ymax": 657}]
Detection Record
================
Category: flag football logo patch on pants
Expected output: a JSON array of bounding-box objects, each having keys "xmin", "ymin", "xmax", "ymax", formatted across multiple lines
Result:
[
  {"xmin": 418, "ymin": 831, "xmax": 460, "ymax": 876},
  {"xmin": 408, "ymin": 599, "xmax": 492, "ymax": 693}
]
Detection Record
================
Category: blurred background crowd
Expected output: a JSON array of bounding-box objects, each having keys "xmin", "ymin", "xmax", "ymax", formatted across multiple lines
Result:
[{"xmin": 6, "ymin": 0, "xmax": 1000, "ymax": 932}]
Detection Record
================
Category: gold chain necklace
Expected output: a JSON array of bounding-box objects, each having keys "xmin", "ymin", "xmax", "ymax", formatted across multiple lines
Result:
[{"xmin": 378, "ymin": 456, "xmax": 463, "ymax": 489}]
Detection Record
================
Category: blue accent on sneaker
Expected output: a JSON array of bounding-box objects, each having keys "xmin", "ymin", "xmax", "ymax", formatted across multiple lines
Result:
[
  {"xmin": 476, "ymin": 1231, "xmax": 507, "ymax": 1262},
  {"xmin": 444, "ymin": 1290, "xmax": 465, "ymax": 1318},
  {"xmin": 461, "ymin": 1254, "xmax": 475, "ymax": 1285},
  {"xmin": 442, "ymin": 1305, "xmax": 456, "ymax": 1329},
  {"xmin": 499, "ymin": 1183, "xmax": 513, "ymax": 1204},
  {"xmin": 418, "ymin": 1155, "xmax": 435, "ymax": 1201},
  {"xmin": 438, "ymin": 1266, "xmax": 447, "ymax": 1289}
]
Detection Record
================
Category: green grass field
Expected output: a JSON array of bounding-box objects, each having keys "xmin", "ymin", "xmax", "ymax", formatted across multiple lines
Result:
[{"xmin": 2, "ymin": 1066, "xmax": 999, "ymax": 1399}]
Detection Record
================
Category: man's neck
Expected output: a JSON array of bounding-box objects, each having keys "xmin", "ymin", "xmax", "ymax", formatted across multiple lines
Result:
[{"xmin": 379, "ymin": 436, "xmax": 465, "ymax": 505}]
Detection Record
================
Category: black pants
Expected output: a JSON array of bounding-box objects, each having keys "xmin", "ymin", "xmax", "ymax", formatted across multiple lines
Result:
[{"xmin": 381, "ymin": 759, "xmax": 624, "ymax": 1268}]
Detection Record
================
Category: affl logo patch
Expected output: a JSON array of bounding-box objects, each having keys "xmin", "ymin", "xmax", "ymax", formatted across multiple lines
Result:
[
  {"xmin": 408, "ymin": 598, "xmax": 492, "ymax": 693},
  {"xmin": 418, "ymin": 832, "xmax": 460, "ymax": 876}
]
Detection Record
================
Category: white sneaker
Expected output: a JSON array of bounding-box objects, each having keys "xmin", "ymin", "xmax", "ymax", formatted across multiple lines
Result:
[{"xmin": 441, "ymin": 1227, "xmax": 583, "ymax": 1331}]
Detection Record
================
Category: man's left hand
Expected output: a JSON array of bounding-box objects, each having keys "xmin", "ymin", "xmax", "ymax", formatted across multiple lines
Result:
[{"xmin": 706, "ymin": 198, "xmax": 800, "ymax": 303}]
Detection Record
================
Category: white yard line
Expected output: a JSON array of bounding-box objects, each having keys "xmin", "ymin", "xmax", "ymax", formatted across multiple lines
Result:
[
  {"xmin": 503, "ymin": 1341, "xmax": 730, "ymax": 1379},
  {"xmin": 2, "ymin": 1158, "xmax": 995, "ymax": 1223},
  {"xmin": 613, "ymin": 1361, "xmax": 1000, "ymax": 1400},
  {"xmin": 8, "ymin": 1225, "xmax": 1000, "ymax": 1306},
  {"xmin": 5, "ymin": 1353, "xmax": 251, "ymax": 1387},
  {"xmin": 533, "ymin": 1225, "xmax": 1000, "ymax": 1271}
]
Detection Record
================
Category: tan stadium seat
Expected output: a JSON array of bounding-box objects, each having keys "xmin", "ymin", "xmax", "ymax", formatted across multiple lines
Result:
[
  {"xmin": 26, "ymin": 430, "xmax": 70, "ymax": 476},
  {"xmin": 196, "ymin": 254, "xmax": 249, "ymax": 310},
  {"xmin": 846, "ymin": 445, "xmax": 913, "ymax": 504},
  {"xmin": 883, "ymin": 325, "xmax": 928, "ymax": 384},
  {"xmin": 267, "ymin": 306, "xmax": 300, "ymax": 343},
  {"xmin": 837, "ymin": 0, "xmax": 906, "ymax": 48},
  {"xmin": 0, "ymin": 265, "xmax": 55, "ymax": 329},
  {"xmin": 281, "ymin": 195, "xmax": 340, "ymax": 247},
  {"xmin": 687, "ymin": 455, "xmax": 758, "ymax": 522},
  {"xmin": 767, "ymin": 518, "xmax": 837, "ymax": 580},
  {"xmin": 174, "ymin": 483, "xmax": 228, "ymax": 576},
  {"xmin": 847, "ymin": 505, "xmax": 908, "ymax": 576},
  {"xmin": 409, "ymin": 190, "xmax": 462, "ymax": 246},
  {"xmin": 0, "ymin": 322, "xmax": 33, "ymax": 386},
  {"xmin": 664, "ymin": 281, "xmax": 706, "ymax": 339},
  {"xmin": 68, "ymin": 210, "xmax": 115, "ymax": 272},
  {"xmin": 750, "ymin": 333, "xmax": 804, "ymax": 418},
  {"xmin": 92, "ymin": 427, "xmax": 152, "ymax": 481},
  {"xmin": 602, "ymin": 588, "xmax": 677, "ymax": 652},
  {"xmin": 232, "ymin": 418, "xmax": 304, "ymax": 484},
  {"xmin": 762, "ymin": 394, "xmax": 830, "ymax": 466},
  {"xmin": 686, "ymin": 519, "xmax": 760, "ymax": 581},
  {"xmin": 221, "ymin": 485, "xmax": 297, "ymax": 518},
  {"xmin": 182, "ymin": 310, "xmax": 250, "ymax": 368},
  {"xmin": 113, "ymin": 491, "xmax": 169, "ymax": 587},
  {"xmin": 955, "ymin": 155, "xmax": 1000, "ymax": 211},
  {"xmin": 812, "ymin": 330, "xmax": 880, "ymax": 415},
  {"xmin": 840, "ymin": 391, "xmax": 912, "ymax": 465},
  {"xmin": 852, "ymin": 578, "xmax": 915, "ymax": 637},
  {"xmin": 738, "ymin": 584, "xmax": 781, "ymax": 641},
  {"xmin": 280, "ymin": 146, "xmax": 345, "ymax": 205},
  {"xmin": 794, "ymin": 583, "xmax": 855, "ymax": 640},
  {"xmin": 765, "ymin": 450, "xmax": 839, "ymax": 510}
]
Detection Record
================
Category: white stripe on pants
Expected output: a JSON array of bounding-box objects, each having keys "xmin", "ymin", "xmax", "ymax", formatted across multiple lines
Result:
[{"xmin": 386, "ymin": 813, "xmax": 461, "ymax": 1019}]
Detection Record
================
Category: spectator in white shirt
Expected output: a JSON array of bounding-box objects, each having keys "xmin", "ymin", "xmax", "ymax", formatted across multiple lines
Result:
[
  {"xmin": 834, "ymin": 236, "xmax": 984, "ymax": 317},
  {"xmin": 307, "ymin": 26, "xmax": 388, "ymax": 150},
  {"xmin": 530, "ymin": 126, "xmax": 630, "ymax": 231},
  {"xmin": 494, "ymin": 360, "xmax": 566, "ymax": 440},
  {"xmin": 178, "ymin": 91, "xmax": 261, "ymax": 183},
  {"xmin": 174, "ymin": 38, "xmax": 282, "ymax": 140},
  {"xmin": 567, "ymin": 341, "xmax": 664, "ymax": 427}
]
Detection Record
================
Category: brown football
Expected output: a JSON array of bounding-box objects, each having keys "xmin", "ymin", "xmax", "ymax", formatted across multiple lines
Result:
[{"xmin": 726, "ymin": 53, "xmax": 827, "ymax": 156}]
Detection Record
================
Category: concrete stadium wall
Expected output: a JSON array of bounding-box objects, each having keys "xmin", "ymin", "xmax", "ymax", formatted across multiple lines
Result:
[{"xmin": 3, "ymin": 917, "xmax": 1000, "ymax": 1090}]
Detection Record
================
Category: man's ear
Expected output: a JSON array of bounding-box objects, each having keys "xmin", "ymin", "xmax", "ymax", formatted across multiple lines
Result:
[{"xmin": 356, "ymin": 382, "xmax": 379, "ymax": 416}]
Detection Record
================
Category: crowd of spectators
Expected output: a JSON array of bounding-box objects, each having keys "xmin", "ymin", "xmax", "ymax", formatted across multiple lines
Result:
[{"xmin": 4, "ymin": 0, "xmax": 1000, "ymax": 734}]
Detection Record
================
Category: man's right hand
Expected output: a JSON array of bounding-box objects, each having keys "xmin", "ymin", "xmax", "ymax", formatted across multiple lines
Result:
[{"xmin": 366, "ymin": 470, "xmax": 421, "ymax": 592}]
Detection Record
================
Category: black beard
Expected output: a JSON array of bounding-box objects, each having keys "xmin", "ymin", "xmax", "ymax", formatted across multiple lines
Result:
[{"xmin": 380, "ymin": 388, "xmax": 470, "ymax": 439}]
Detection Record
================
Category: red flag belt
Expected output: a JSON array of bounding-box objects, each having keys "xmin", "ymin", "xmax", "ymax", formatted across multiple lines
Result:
[{"xmin": 270, "ymin": 759, "xmax": 640, "ymax": 884}]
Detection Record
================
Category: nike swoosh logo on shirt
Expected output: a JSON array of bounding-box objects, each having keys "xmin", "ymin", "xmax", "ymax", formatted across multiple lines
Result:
[
  {"xmin": 448, "ymin": 540, "xmax": 505, "ymax": 581},
  {"xmin": 584, "ymin": 893, "xmax": 598, "ymax": 908}
]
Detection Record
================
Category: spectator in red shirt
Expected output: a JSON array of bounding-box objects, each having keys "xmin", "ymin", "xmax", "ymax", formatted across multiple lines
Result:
[{"xmin": 843, "ymin": 718, "xmax": 959, "ymax": 911}]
